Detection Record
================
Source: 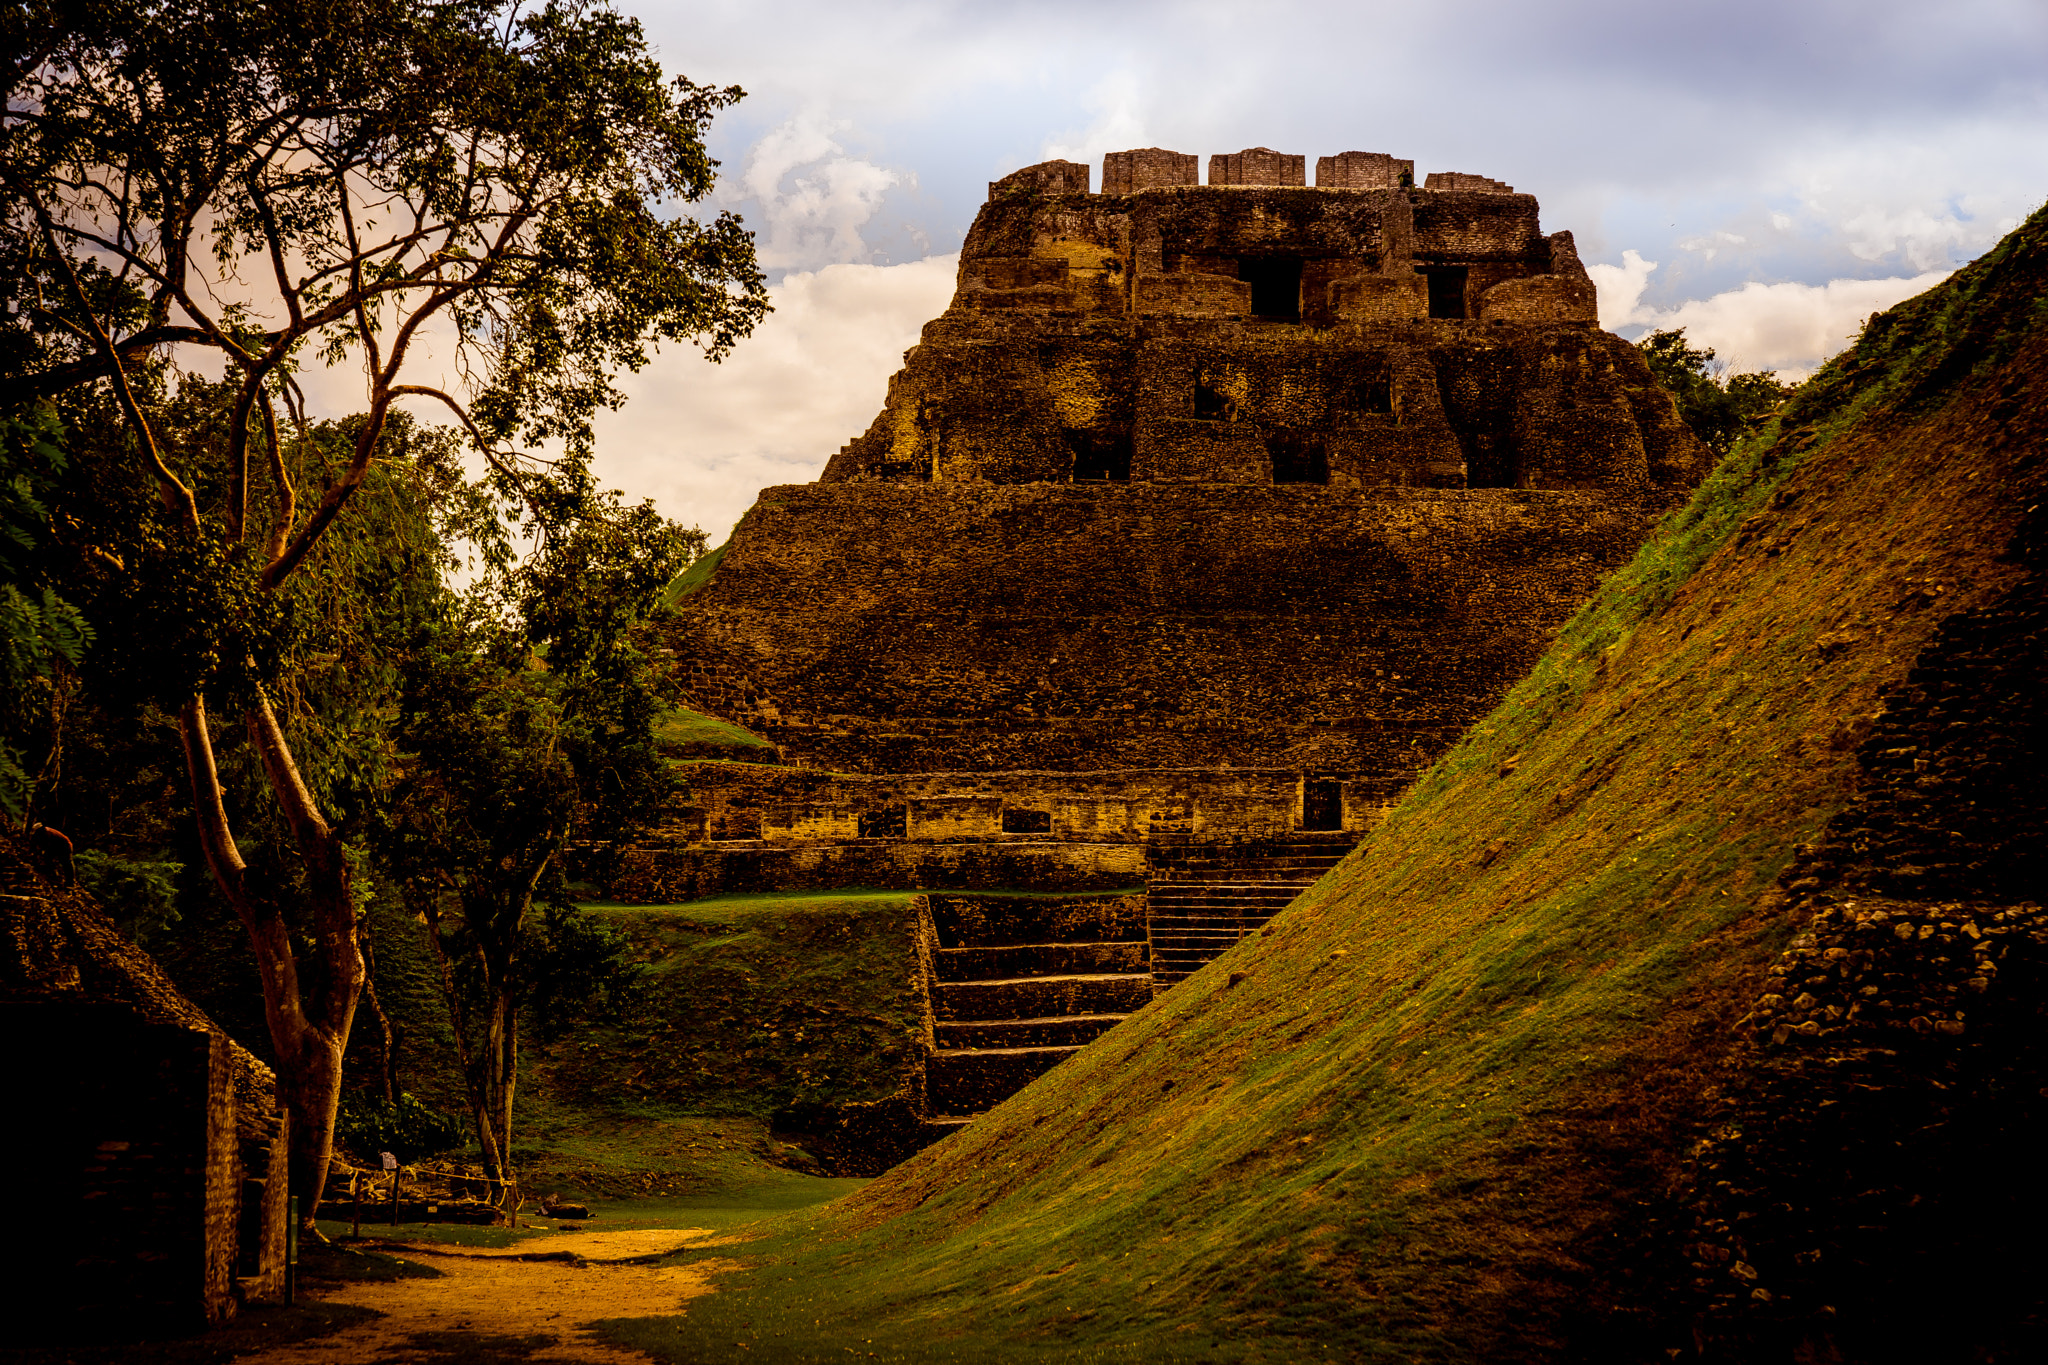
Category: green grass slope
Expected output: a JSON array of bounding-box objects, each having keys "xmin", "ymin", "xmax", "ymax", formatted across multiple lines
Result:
[
  {"xmin": 653, "ymin": 704, "xmax": 780, "ymax": 761},
  {"xmin": 536, "ymin": 892, "xmax": 932, "ymax": 1123},
  {"xmin": 603, "ymin": 205, "xmax": 2048, "ymax": 1364}
]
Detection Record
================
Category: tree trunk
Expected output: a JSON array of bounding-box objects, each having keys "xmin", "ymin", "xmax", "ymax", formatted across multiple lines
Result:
[
  {"xmin": 177, "ymin": 692, "xmax": 363, "ymax": 1231},
  {"xmin": 419, "ymin": 898, "xmax": 515, "ymax": 1215},
  {"xmin": 477, "ymin": 986, "xmax": 519, "ymax": 1218},
  {"xmin": 357, "ymin": 936, "xmax": 403, "ymax": 1105}
]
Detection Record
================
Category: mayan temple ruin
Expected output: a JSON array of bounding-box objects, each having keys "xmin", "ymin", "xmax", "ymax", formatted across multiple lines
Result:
[{"xmin": 620, "ymin": 146, "xmax": 1710, "ymax": 1136}]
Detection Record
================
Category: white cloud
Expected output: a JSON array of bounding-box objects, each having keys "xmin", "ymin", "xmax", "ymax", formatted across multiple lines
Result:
[
  {"xmin": 589, "ymin": 254, "xmax": 959, "ymax": 542},
  {"xmin": 1675, "ymin": 229, "xmax": 1748, "ymax": 261},
  {"xmin": 1606, "ymin": 262, "xmax": 1953, "ymax": 377},
  {"xmin": 1839, "ymin": 204, "xmax": 1992, "ymax": 270},
  {"xmin": 1039, "ymin": 71, "xmax": 1150, "ymax": 177},
  {"xmin": 738, "ymin": 113, "xmax": 907, "ymax": 271},
  {"xmin": 1587, "ymin": 249, "xmax": 1659, "ymax": 330}
]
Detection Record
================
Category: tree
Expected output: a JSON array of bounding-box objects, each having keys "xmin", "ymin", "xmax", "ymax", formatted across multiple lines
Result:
[
  {"xmin": 1, "ymin": 0, "xmax": 766, "ymax": 1224},
  {"xmin": 0, "ymin": 402, "xmax": 90, "ymax": 818},
  {"xmin": 1637, "ymin": 328, "xmax": 1798, "ymax": 456},
  {"xmin": 382, "ymin": 483, "xmax": 688, "ymax": 1209}
]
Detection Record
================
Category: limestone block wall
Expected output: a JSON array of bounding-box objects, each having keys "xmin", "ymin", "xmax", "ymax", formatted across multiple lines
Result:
[
  {"xmin": 1102, "ymin": 147, "xmax": 1199, "ymax": 193},
  {"xmin": 1425, "ymin": 171, "xmax": 1515, "ymax": 193},
  {"xmin": 990, "ymin": 158, "xmax": 1091, "ymax": 197},
  {"xmin": 821, "ymin": 176, "xmax": 1699, "ymax": 491},
  {"xmin": 603, "ymin": 837, "xmax": 1148, "ymax": 903},
  {"xmin": 646, "ymin": 763, "xmax": 1365, "ymax": 847},
  {"xmin": 1316, "ymin": 151, "xmax": 1415, "ymax": 189},
  {"xmin": 1209, "ymin": 147, "xmax": 1306, "ymax": 186},
  {"xmin": 824, "ymin": 319, "xmax": 1697, "ymax": 492},
  {"xmin": 662, "ymin": 482, "xmax": 1683, "ymax": 776}
]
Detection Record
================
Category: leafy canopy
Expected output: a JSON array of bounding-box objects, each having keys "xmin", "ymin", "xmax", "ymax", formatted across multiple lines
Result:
[
  {"xmin": 3, "ymin": 0, "xmax": 766, "ymax": 583},
  {"xmin": 1638, "ymin": 328, "xmax": 1798, "ymax": 457}
]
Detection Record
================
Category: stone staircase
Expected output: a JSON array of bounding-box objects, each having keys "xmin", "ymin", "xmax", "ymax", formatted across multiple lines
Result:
[
  {"xmin": 1146, "ymin": 834, "xmax": 1357, "ymax": 987},
  {"xmin": 923, "ymin": 891, "xmax": 1150, "ymax": 1132}
]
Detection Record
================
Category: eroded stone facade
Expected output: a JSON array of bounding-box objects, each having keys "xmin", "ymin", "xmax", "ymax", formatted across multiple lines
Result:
[
  {"xmin": 822, "ymin": 148, "xmax": 1690, "ymax": 493},
  {"xmin": 644, "ymin": 146, "xmax": 1707, "ymax": 1131}
]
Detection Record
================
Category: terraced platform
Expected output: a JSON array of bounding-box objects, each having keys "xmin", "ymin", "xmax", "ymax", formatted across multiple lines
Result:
[
  {"xmin": 1146, "ymin": 834, "xmax": 1357, "ymax": 986},
  {"xmin": 923, "ymin": 890, "xmax": 1148, "ymax": 1129}
]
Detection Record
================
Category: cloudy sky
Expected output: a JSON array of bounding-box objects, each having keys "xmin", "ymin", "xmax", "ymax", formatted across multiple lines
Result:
[{"xmin": 530, "ymin": 0, "xmax": 2048, "ymax": 541}]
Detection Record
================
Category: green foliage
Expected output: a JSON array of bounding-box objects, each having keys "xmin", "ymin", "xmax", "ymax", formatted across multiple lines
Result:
[
  {"xmin": 335, "ymin": 1090, "xmax": 466, "ymax": 1164},
  {"xmin": 522, "ymin": 896, "xmax": 641, "ymax": 1044},
  {"xmin": 514, "ymin": 480, "xmax": 705, "ymax": 841},
  {"xmin": 0, "ymin": 402, "xmax": 89, "ymax": 815},
  {"xmin": 3, "ymin": 0, "xmax": 768, "ymax": 448},
  {"xmin": 1637, "ymin": 327, "xmax": 1798, "ymax": 456},
  {"xmin": 74, "ymin": 848, "xmax": 184, "ymax": 946},
  {"xmin": 84, "ymin": 530, "xmax": 305, "ymax": 714},
  {"xmin": 380, "ymin": 475, "xmax": 700, "ymax": 1175}
]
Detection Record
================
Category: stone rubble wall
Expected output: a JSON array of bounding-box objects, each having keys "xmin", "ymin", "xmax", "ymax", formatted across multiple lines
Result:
[
  {"xmin": 664, "ymin": 482, "xmax": 1684, "ymax": 776},
  {"xmin": 642, "ymin": 763, "xmax": 1379, "ymax": 846},
  {"xmin": 821, "ymin": 180, "xmax": 1697, "ymax": 490},
  {"xmin": 1680, "ymin": 460, "xmax": 2048, "ymax": 1354}
]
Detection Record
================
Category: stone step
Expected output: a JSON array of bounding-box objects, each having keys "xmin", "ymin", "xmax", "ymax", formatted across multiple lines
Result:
[
  {"xmin": 1155, "ymin": 853, "xmax": 1344, "ymax": 863},
  {"xmin": 1147, "ymin": 881, "xmax": 1326, "ymax": 893},
  {"xmin": 1150, "ymin": 851, "xmax": 1350, "ymax": 865},
  {"xmin": 920, "ymin": 1115, "xmax": 975, "ymax": 1141},
  {"xmin": 935, "ymin": 941, "xmax": 1147, "ymax": 982},
  {"xmin": 927, "ymin": 890, "xmax": 1148, "ymax": 949},
  {"xmin": 935, "ymin": 972, "xmax": 1154, "ymax": 1020},
  {"xmin": 1149, "ymin": 887, "xmax": 1315, "ymax": 898},
  {"xmin": 1150, "ymin": 882, "xmax": 1329, "ymax": 893},
  {"xmin": 1148, "ymin": 867, "xmax": 1339, "ymax": 882},
  {"xmin": 935, "ymin": 1013, "xmax": 1127, "ymax": 1050},
  {"xmin": 928, "ymin": 1044, "xmax": 1079, "ymax": 1111},
  {"xmin": 1148, "ymin": 895, "xmax": 1306, "ymax": 908}
]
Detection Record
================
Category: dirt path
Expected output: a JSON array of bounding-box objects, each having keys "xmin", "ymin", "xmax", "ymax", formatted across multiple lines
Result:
[{"xmin": 236, "ymin": 1231, "xmax": 734, "ymax": 1364}]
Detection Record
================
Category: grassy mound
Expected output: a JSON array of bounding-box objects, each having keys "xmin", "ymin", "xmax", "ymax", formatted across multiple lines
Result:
[
  {"xmin": 535, "ymin": 892, "xmax": 932, "ymax": 1124},
  {"xmin": 654, "ymin": 704, "xmax": 780, "ymax": 761},
  {"xmin": 595, "ymin": 207, "xmax": 2048, "ymax": 1362},
  {"xmin": 662, "ymin": 540, "xmax": 728, "ymax": 607}
]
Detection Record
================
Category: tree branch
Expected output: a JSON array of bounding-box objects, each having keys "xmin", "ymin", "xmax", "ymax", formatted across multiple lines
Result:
[{"xmin": 258, "ymin": 385, "xmax": 296, "ymax": 563}]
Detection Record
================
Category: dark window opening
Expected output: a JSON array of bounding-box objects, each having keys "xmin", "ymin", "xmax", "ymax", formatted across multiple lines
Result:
[
  {"xmin": 1192, "ymin": 384, "xmax": 1230, "ymax": 420},
  {"xmin": 1421, "ymin": 266, "xmax": 1469, "ymax": 319},
  {"xmin": 1301, "ymin": 780, "xmax": 1342, "ymax": 831},
  {"xmin": 1239, "ymin": 256, "xmax": 1303, "ymax": 320},
  {"xmin": 1434, "ymin": 360, "xmax": 1518, "ymax": 488},
  {"xmin": 1355, "ymin": 377, "xmax": 1394, "ymax": 415},
  {"xmin": 858, "ymin": 806, "xmax": 906, "ymax": 839},
  {"xmin": 1068, "ymin": 427, "xmax": 1133, "ymax": 480},
  {"xmin": 1269, "ymin": 432, "xmax": 1329, "ymax": 485},
  {"xmin": 1002, "ymin": 808, "xmax": 1052, "ymax": 834}
]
